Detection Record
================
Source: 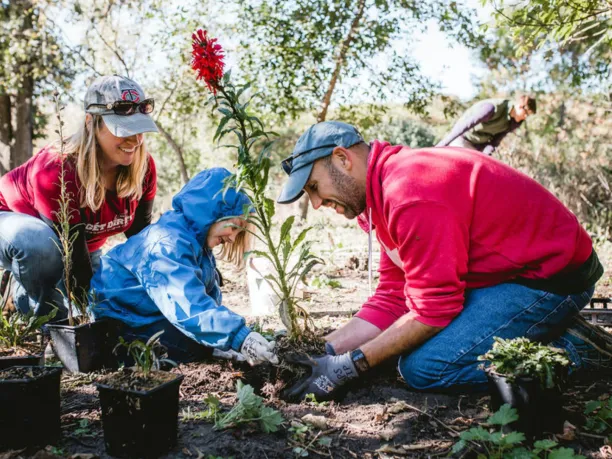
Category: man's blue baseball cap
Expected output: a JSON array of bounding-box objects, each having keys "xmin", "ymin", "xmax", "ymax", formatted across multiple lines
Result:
[{"xmin": 277, "ymin": 121, "xmax": 364, "ymax": 204}]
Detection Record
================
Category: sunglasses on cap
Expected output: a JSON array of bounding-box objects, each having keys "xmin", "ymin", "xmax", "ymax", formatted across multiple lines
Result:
[
  {"xmin": 86, "ymin": 98, "xmax": 155, "ymax": 116},
  {"xmin": 281, "ymin": 143, "xmax": 337, "ymax": 175}
]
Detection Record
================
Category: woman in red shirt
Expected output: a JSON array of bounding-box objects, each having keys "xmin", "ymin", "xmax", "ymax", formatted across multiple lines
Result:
[{"xmin": 0, "ymin": 75, "xmax": 158, "ymax": 318}]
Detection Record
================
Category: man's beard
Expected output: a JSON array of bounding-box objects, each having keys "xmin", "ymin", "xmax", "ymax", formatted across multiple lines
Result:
[{"xmin": 328, "ymin": 162, "xmax": 366, "ymax": 219}]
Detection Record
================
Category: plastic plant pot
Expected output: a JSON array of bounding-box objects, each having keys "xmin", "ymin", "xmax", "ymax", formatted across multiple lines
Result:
[
  {"xmin": 47, "ymin": 318, "xmax": 114, "ymax": 373},
  {"xmin": 0, "ymin": 353, "xmax": 43, "ymax": 370},
  {"xmin": 487, "ymin": 371, "xmax": 564, "ymax": 439},
  {"xmin": 96, "ymin": 370, "xmax": 184, "ymax": 458},
  {"xmin": 0, "ymin": 366, "xmax": 62, "ymax": 449}
]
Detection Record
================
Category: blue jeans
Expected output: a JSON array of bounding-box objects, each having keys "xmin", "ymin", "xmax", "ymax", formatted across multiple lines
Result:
[
  {"xmin": 0, "ymin": 211, "xmax": 101, "ymax": 318},
  {"xmin": 398, "ymin": 282, "xmax": 594, "ymax": 392}
]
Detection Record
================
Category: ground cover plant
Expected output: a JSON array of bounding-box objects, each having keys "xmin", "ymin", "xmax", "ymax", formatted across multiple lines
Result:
[
  {"xmin": 0, "ymin": 309, "xmax": 55, "ymax": 356},
  {"xmin": 479, "ymin": 337, "xmax": 571, "ymax": 388}
]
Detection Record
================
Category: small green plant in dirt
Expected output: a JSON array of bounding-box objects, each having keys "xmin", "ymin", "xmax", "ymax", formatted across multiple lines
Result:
[
  {"xmin": 584, "ymin": 395, "xmax": 612, "ymax": 439},
  {"xmin": 72, "ymin": 419, "xmax": 94, "ymax": 438},
  {"xmin": 289, "ymin": 420, "xmax": 333, "ymax": 457},
  {"xmin": 204, "ymin": 380, "xmax": 283, "ymax": 432},
  {"xmin": 182, "ymin": 394, "xmax": 222, "ymax": 422},
  {"xmin": 0, "ymin": 309, "xmax": 56, "ymax": 349},
  {"xmin": 191, "ymin": 30, "xmax": 322, "ymax": 339},
  {"xmin": 114, "ymin": 331, "xmax": 176, "ymax": 378},
  {"xmin": 479, "ymin": 337, "xmax": 570, "ymax": 388},
  {"xmin": 310, "ymin": 275, "xmax": 342, "ymax": 290},
  {"xmin": 304, "ymin": 393, "xmax": 329, "ymax": 407},
  {"xmin": 453, "ymin": 404, "xmax": 585, "ymax": 458}
]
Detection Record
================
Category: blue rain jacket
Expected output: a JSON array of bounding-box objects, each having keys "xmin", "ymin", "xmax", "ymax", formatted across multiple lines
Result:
[{"xmin": 91, "ymin": 168, "xmax": 252, "ymax": 351}]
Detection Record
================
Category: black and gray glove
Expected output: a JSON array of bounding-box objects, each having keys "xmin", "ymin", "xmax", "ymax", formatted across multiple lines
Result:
[{"xmin": 284, "ymin": 353, "xmax": 360, "ymax": 402}]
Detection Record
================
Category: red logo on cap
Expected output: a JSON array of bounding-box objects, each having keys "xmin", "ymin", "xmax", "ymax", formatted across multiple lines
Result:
[{"xmin": 121, "ymin": 89, "xmax": 140, "ymax": 102}]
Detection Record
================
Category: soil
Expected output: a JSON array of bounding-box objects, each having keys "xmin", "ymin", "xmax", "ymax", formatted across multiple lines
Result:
[
  {"xmin": 0, "ymin": 365, "xmax": 55, "ymax": 381},
  {"xmin": 0, "ymin": 341, "xmax": 42, "ymax": 358},
  {"xmin": 96, "ymin": 368, "xmax": 180, "ymax": 392}
]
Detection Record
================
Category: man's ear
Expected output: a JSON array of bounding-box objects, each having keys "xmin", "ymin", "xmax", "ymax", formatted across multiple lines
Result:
[{"xmin": 331, "ymin": 146, "xmax": 352, "ymax": 171}]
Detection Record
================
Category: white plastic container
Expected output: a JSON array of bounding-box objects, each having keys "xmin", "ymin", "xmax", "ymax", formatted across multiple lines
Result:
[{"xmin": 246, "ymin": 258, "xmax": 279, "ymax": 316}]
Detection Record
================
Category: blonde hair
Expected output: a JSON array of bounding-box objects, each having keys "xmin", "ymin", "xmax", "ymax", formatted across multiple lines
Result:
[
  {"xmin": 216, "ymin": 220, "xmax": 255, "ymax": 269},
  {"xmin": 60, "ymin": 115, "xmax": 149, "ymax": 211}
]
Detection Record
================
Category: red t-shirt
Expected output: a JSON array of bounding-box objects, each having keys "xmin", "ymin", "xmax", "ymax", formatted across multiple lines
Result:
[{"xmin": 0, "ymin": 146, "xmax": 157, "ymax": 251}]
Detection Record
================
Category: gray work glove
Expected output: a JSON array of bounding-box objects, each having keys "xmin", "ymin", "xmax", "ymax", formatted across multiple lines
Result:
[
  {"xmin": 240, "ymin": 332, "xmax": 279, "ymax": 366},
  {"xmin": 212, "ymin": 348, "xmax": 246, "ymax": 362},
  {"xmin": 284, "ymin": 353, "xmax": 359, "ymax": 402}
]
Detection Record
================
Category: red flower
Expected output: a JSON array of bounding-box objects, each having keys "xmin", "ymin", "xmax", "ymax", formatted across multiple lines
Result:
[{"xmin": 191, "ymin": 29, "xmax": 225, "ymax": 94}]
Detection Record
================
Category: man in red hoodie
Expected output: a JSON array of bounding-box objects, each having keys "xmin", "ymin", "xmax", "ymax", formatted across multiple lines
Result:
[{"xmin": 277, "ymin": 121, "xmax": 609, "ymax": 401}]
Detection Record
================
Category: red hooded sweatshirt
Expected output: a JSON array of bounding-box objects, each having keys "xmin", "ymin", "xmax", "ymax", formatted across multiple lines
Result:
[{"xmin": 355, "ymin": 141, "xmax": 593, "ymax": 330}]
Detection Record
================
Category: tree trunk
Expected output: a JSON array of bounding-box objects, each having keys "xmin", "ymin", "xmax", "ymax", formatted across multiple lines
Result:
[
  {"xmin": 12, "ymin": 74, "xmax": 34, "ymax": 169},
  {"xmin": 0, "ymin": 92, "xmax": 11, "ymax": 175},
  {"xmin": 298, "ymin": 0, "xmax": 366, "ymax": 220},
  {"xmin": 316, "ymin": 0, "xmax": 367, "ymax": 123},
  {"xmin": 156, "ymin": 122, "xmax": 190, "ymax": 185}
]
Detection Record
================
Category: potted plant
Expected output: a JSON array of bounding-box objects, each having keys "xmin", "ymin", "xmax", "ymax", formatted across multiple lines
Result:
[
  {"xmin": 479, "ymin": 336, "xmax": 571, "ymax": 438},
  {"xmin": 0, "ymin": 309, "xmax": 55, "ymax": 369},
  {"xmin": 96, "ymin": 331, "xmax": 183, "ymax": 458},
  {"xmin": 45, "ymin": 91, "xmax": 112, "ymax": 373},
  {"xmin": 0, "ymin": 365, "xmax": 63, "ymax": 449}
]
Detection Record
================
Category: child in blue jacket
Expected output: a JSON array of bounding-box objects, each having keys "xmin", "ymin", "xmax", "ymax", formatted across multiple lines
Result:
[{"xmin": 91, "ymin": 168, "xmax": 278, "ymax": 366}]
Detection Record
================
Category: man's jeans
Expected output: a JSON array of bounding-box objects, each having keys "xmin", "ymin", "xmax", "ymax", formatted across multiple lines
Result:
[
  {"xmin": 0, "ymin": 212, "xmax": 101, "ymax": 318},
  {"xmin": 398, "ymin": 282, "xmax": 594, "ymax": 392}
]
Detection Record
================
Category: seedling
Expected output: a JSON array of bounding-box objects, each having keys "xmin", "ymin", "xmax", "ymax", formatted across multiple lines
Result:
[
  {"xmin": 310, "ymin": 275, "xmax": 342, "ymax": 290},
  {"xmin": 51, "ymin": 91, "xmax": 89, "ymax": 326},
  {"xmin": 113, "ymin": 330, "xmax": 176, "ymax": 378},
  {"xmin": 304, "ymin": 393, "xmax": 329, "ymax": 407},
  {"xmin": 452, "ymin": 404, "xmax": 585, "ymax": 458},
  {"xmin": 207, "ymin": 380, "xmax": 283, "ymax": 432},
  {"xmin": 479, "ymin": 337, "xmax": 570, "ymax": 389},
  {"xmin": 72, "ymin": 419, "xmax": 94, "ymax": 437},
  {"xmin": 0, "ymin": 309, "xmax": 56, "ymax": 350}
]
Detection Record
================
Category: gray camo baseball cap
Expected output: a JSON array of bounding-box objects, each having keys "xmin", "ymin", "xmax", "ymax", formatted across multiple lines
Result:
[
  {"xmin": 84, "ymin": 75, "xmax": 158, "ymax": 137},
  {"xmin": 277, "ymin": 121, "xmax": 363, "ymax": 204}
]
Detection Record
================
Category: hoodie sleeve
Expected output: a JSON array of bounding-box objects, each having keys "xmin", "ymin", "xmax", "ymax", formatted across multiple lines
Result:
[
  {"xmin": 387, "ymin": 201, "xmax": 468, "ymax": 327},
  {"xmin": 136, "ymin": 238, "xmax": 251, "ymax": 351},
  {"xmin": 355, "ymin": 250, "xmax": 408, "ymax": 330},
  {"xmin": 436, "ymin": 103, "xmax": 495, "ymax": 147}
]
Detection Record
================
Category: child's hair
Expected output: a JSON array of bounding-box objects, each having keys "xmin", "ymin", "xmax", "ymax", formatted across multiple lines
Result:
[{"xmin": 216, "ymin": 220, "xmax": 255, "ymax": 268}]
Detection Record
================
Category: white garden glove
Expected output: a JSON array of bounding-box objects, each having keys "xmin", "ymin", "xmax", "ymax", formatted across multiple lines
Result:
[
  {"xmin": 212, "ymin": 348, "xmax": 246, "ymax": 362},
  {"xmin": 240, "ymin": 332, "xmax": 279, "ymax": 366}
]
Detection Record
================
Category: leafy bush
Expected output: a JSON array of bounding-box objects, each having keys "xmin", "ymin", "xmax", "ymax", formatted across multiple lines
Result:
[
  {"xmin": 114, "ymin": 331, "xmax": 176, "ymax": 378},
  {"xmin": 453, "ymin": 404, "xmax": 585, "ymax": 458},
  {"xmin": 369, "ymin": 118, "xmax": 436, "ymax": 148},
  {"xmin": 479, "ymin": 337, "xmax": 570, "ymax": 389},
  {"xmin": 205, "ymin": 380, "xmax": 284, "ymax": 433}
]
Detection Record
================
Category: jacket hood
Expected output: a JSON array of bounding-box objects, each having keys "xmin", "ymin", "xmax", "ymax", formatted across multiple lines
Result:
[{"xmin": 172, "ymin": 167, "xmax": 252, "ymax": 244}]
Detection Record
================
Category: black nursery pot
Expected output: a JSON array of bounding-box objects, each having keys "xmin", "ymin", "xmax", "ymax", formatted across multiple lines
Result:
[
  {"xmin": 96, "ymin": 371, "xmax": 185, "ymax": 458},
  {"xmin": 47, "ymin": 318, "xmax": 114, "ymax": 373},
  {"xmin": 0, "ymin": 353, "xmax": 43, "ymax": 370},
  {"xmin": 487, "ymin": 371, "xmax": 564, "ymax": 438},
  {"xmin": 0, "ymin": 366, "xmax": 62, "ymax": 449}
]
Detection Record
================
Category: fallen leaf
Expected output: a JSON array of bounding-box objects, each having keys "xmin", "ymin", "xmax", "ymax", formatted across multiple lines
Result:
[
  {"xmin": 556, "ymin": 421, "xmax": 576, "ymax": 441},
  {"xmin": 69, "ymin": 454, "xmax": 98, "ymax": 459},
  {"xmin": 387, "ymin": 401, "xmax": 409, "ymax": 414},
  {"xmin": 599, "ymin": 445, "xmax": 612, "ymax": 458},
  {"xmin": 378, "ymin": 430, "xmax": 396, "ymax": 441},
  {"xmin": 0, "ymin": 449, "xmax": 26, "ymax": 459},
  {"xmin": 301, "ymin": 414, "xmax": 327, "ymax": 430},
  {"xmin": 182, "ymin": 447, "xmax": 192, "ymax": 456}
]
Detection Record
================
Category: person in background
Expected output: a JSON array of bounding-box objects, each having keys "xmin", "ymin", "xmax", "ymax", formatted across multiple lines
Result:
[
  {"xmin": 0, "ymin": 75, "xmax": 158, "ymax": 317},
  {"xmin": 436, "ymin": 95, "xmax": 536, "ymax": 155},
  {"xmin": 91, "ymin": 168, "xmax": 278, "ymax": 366}
]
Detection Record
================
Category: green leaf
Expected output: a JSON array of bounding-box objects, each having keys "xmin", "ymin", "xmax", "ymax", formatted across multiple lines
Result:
[
  {"xmin": 460, "ymin": 426, "xmax": 491, "ymax": 442},
  {"xmin": 533, "ymin": 439, "xmax": 558, "ymax": 450},
  {"xmin": 451, "ymin": 439, "xmax": 467, "ymax": 454},
  {"xmin": 263, "ymin": 197, "xmax": 275, "ymax": 220},
  {"xmin": 278, "ymin": 216, "xmax": 295, "ymax": 247},
  {"xmin": 499, "ymin": 431, "xmax": 525, "ymax": 446},
  {"xmin": 487, "ymin": 404, "xmax": 519, "ymax": 426},
  {"xmin": 259, "ymin": 405, "xmax": 284, "ymax": 433},
  {"xmin": 549, "ymin": 447, "xmax": 585, "ymax": 459},
  {"xmin": 317, "ymin": 436, "xmax": 332, "ymax": 447},
  {"xmin": 584, "ymin": 400, "xmax": 601, "ymax": 414}
]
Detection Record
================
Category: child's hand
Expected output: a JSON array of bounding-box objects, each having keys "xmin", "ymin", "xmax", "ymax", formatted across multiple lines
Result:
[{"xmin": 240, "ymin": 332, "xmax": 279, "ymax": 365}]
